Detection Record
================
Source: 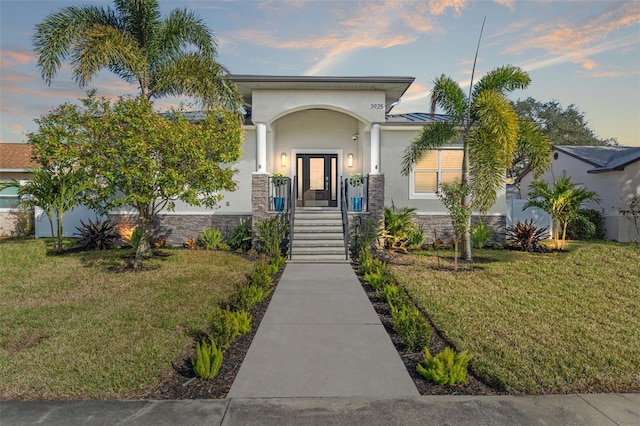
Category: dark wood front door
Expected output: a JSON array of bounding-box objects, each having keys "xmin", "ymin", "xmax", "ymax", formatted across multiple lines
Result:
[{"xmin": 296, "ymin": 154, "xmax": 338, "ymax": 208}]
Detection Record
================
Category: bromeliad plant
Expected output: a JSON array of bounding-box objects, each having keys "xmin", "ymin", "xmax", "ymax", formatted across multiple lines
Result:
[
  {"xmin": 506, "ymin": 220, "xmax": 548, "ymax": 252},
  {"xmin": 74, "ymin": 219, "xmax": 118, "ymax": 251}
]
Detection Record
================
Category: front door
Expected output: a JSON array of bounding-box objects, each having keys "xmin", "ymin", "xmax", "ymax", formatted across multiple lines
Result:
[{"xmin": 296, "ymin": 154, "xmax": 338, "ymax": 208}]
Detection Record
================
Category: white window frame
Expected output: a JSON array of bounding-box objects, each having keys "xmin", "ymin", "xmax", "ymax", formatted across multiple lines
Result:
[{"xmin": 409, "ymin": 149, "xmax": 463, "ymax": 199}]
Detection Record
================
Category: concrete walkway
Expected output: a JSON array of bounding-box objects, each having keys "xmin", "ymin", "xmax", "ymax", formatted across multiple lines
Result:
[
  {"xmin": 2, "ymin": 262, "xmax": 639, "ymax": 425},
  {"xmin": 227, "ymin": 262, "xmax": 419, "ymax": 398}
]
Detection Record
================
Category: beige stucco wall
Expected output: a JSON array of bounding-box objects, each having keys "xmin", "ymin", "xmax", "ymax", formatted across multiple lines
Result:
[
  {"xmin": 381, "ymin": 126, "xmax": 506, "ymax": 216},
  {"xmin": 252, "ymin": 89, "xmax": 385, "ymax": 125}
]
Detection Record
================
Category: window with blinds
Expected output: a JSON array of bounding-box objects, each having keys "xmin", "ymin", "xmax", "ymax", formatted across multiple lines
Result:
[{"xmin": 412, "ymin": 150, "xmax": 463, "ymax": 195}]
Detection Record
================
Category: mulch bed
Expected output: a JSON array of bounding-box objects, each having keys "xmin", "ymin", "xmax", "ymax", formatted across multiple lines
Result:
[
  {"xmin": 140, "ymin": 270, "xmax": 279, "ymax": 400},
  {"xmin": 141, "ymin": 258, "xmax": 501, "ymax": 399},
  {"xmin": 355, "ymin": 260, "xmax": 503, "ymax": 396}
]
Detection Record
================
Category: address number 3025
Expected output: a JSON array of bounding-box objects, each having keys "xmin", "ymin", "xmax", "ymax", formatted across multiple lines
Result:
[{"xmin": 370, "ymin": 103, "xmax": 384, "ymax": 109}]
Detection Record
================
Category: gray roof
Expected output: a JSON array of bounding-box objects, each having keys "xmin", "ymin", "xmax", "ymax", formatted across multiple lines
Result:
[
  {"xmin": 384, "ymin": 112, "xmax": 450, "ymax": 125},
  {"xmin": 555, "ymin": 145, "xmax": 640, "ymax": 173}
]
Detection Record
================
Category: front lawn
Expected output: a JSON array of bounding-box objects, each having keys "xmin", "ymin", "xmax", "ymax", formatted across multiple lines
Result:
[
  {"xmin": 389, "ymin": 242, "xmax": 640, "ymax": 394},
  {"xmin": 0, "ymin": 238, "xmax": 255, "ymax": 400}
]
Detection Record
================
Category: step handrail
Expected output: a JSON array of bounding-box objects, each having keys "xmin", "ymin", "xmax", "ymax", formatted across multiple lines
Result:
[
  {"xmin": 288, "ymin": 175, "xmax": 296, "ymax": 260},
  {"xmin": 340, "ymin": 177, "xmax": 349, "ymax": 260}
]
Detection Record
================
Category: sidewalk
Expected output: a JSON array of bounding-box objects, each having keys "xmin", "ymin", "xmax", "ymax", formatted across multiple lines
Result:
[
  {"xmin": 227, "ymin": 262, "xmax": 419, "ymax": 398},
  {"xmin": 2, "ymin": 394, "xmax": 639, "ymax": 425}
]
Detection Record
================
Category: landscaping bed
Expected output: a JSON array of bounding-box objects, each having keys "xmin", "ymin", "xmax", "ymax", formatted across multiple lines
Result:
[
  {"xmin": 354, "ymin": 261, "xmax": 502, "ymax": 396},
  {"xmin": 142, "ymin": 278, "xmax": 277, "ymax": 399}
]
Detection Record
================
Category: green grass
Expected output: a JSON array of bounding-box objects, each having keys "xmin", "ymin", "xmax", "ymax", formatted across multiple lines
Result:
[
  {"xmin": 390, "ymin": 242, "xmax": 640, "ymax": 394},
  {"xmin": 0, "ymin": 238, "xmax": 255, "ymax": 400}
]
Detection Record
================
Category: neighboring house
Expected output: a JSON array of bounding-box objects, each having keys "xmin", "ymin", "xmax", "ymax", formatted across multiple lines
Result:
[
  {"xmin": 0, "ymin": 143, "xmax": 34, "ymax": 236},
  {"xmin": 517, "ymin": 145, "xmax": 640, "ymax": 242},
  {"xmin": 108, "ymin": 75, "xmax": 507, "ymax": 250}
]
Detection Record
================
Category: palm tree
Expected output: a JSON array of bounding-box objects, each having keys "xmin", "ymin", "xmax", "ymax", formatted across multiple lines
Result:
[
  {"xmin": 401, "ymin": 65, "xmax": 551, "ymax": 261},
  {"xmin": 524, "ymin": 177, "xmax": 599, "ymax": 250},
  {"xmin": 33, "ymin": 0, "xmax": 241, "ymax": 110},
  {"xmin": 16, "ymin": 168, "xmax": 89, "ymax": 253}
]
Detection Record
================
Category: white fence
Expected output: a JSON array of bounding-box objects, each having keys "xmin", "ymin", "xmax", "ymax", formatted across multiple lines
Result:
[
  {"xmin": 34, "ymin": 205, "xmax": 105, "ymax": 238},
  {"xmin": 506, "ymin": 199, "xmax": 552, "ymax": 237}
]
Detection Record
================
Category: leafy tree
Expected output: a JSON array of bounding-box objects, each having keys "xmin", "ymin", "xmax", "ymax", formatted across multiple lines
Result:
[
  {"xmin": 514, "ymin": 98, "xmax": 617, "ymax": 147},
  {"xmin": 524, "ymin": 177, "xmax": 599, "ymax": 250},
  {"xmin": 401, "ymin": 66, "xmax": 551, "ymax": 261},
  {"xmin": 76, "ymin": 94, "xmax": 244, "ymax": 268},
  {"xmin": 437, "ymin": 180, "xmax": 471, "ymax": 271},
  {"xmin": 15, "ymin": 168, "xmax": 89, "ymax": 253},
  {"xmin": 33, "ymin": 0, "xmax": 241, "ymax": 110}
]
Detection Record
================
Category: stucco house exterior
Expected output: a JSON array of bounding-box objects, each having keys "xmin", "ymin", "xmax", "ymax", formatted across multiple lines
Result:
[
  {"xmin": 0, "ymin": 143, "xmax": 34, "ymax": 236},
  {"xmin": 108, "ymin": 75, "xmax": 507, "ymax": 256},
  {"xmin": 517, "ymin": 145, "xmax": 640, "ymax": 242}
]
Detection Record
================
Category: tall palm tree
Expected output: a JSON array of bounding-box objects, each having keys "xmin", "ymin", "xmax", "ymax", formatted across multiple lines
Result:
[
  {"xmin": 524, "ymin": 177, "xmax": 599, "ymax": 250},
  {"xmin": 401, "ymin": 65, "xmax": 550, "ymax": 261},
  {"xmin": 33, "ymin": 0, "xmax": 241, "ymax": 110}
]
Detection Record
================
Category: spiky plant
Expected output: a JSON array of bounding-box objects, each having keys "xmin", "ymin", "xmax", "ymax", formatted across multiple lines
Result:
[
  {"xmin": 74, "ymin": 219, "xmax": 118, "ymax": 251},
  {"xmin": 506, "ymin": 220, "xmax": 548, "ymax": 252}
]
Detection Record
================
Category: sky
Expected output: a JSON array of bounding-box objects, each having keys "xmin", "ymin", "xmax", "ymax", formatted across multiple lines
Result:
[{"xmin": 1, "ymin": 0, "xmax": 639, "ymax": 146}]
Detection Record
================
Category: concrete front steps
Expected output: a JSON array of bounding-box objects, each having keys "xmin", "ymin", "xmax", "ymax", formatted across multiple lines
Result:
[{"xmin": 289, "ymin": 209, "xmax": 349, "ymax": 262}]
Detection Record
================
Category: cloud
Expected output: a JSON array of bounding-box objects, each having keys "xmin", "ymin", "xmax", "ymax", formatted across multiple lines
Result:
[
  {"xmin": 428, "ymin": 0, "xmax": 466, "ymax": 16},
  {"xmin": 503, "ymin": 2, "xmax": 640, "ymax": 71},
  {"xmin": 0, "ymin": 49, "xmax": 35, "ymax": 68},
  {"xmin": 227, "ymin": 1, "xmax": 445, "ymax": 76}
]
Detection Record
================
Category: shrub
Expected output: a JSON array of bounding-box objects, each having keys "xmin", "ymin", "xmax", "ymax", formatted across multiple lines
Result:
[
  {"xmin": 199, "ymin": 226, "xmax": 225, "ymax": 250},
  {"xmin": 390, "ymin": 303, "xmax": 433, "ymax": 353},
  {"xmin": 357, "ymin": 247, "xmax": 374, "ymax": 272},
  {"xmin": 350, "ymin": 217, "xmax": 382, "ymax": 256},
  {"xmin": 209, "ymin": 306, "xmax": 242, "ymax": 350},
  {"xmin": 232, "ymin": 284, "xmax": 272, "ymax": 311},
  {"xmin": 406, "ymin": 225, "xmax": 426, "ymax": 250},
  {"xmin": 471, "ymin": 221, "xmax": 492, "ymax": 249},
  {"xmin": 416, "ymin": 347, "xmax": 473, "ymax": 385},
  {"xmin": 250, "ymin": 261, "xmax": 274, "ymax": 288},
  {"xmin": 228, "ymin": 219, "xmax": 252, "ymax": 251},
  {"xmin": 74, "ymin": 219, "xmax": 118, "ymax": 251},
  {"xmin": 233, "ymin": 310, "xmax": 252, "ymax": 336},
  {"xmin": 566, "ymin": 209, "xmax": 605, "ymax": 240},
  {"xmin": 154, "ymin": 235, "xmax": 166, "ymax": 248},
  {"xmin": 383, "ymin": 203, "xmax": 418, "ymax": 251},
  {"xmin": 506, "ymin": 220, "xmax": 549, "ymax": 252},
  {"xmin": 378, "ymin": 284, "xmax": 399, "ymax": 304},
  {"xmin": 191, "ymin": 335, "xmax": 223, "ymax": 379},
  {"xmin": 255, "ymin": 214, "xmax": 289, "ymax": 256},
  {"xmin": 363, "ymin": 269, "xmax": 392, "ymax": 289},
  {"xmin": 270, "ymin": 254, "xmax": 287, "ymax": 271}
]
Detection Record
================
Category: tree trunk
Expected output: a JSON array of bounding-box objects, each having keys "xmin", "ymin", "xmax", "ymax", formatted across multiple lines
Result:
[
  {"xmin": 55, "ymin": 211, "xmax": 63, "ymax": 253},
  {"xmin": 461, "ymin": 140, "xmax": 472, "ymax": 262},
  {"xmin": 133, "ymin": 210, "xmax": 154, "ymax": 269}
]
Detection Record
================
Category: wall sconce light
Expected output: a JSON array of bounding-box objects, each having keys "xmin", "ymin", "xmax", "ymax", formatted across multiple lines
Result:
[
  {"xmin": 347, "ymin": 153, "xmax": 354, "ymax": 168},
  {"xmin": 281, "ymin": 152, "xmax": 287, "ymax": 167}
]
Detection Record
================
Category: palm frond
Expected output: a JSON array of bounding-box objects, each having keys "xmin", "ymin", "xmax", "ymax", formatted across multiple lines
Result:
[
  {"xmin": 33, "ymin": 5, "xmax": 118, "ymax": 84},
  {"xmin": 471, "ymin": 65, "xmax": 530, "ymax": 103},
  {"xmin": 155, "ymin": 8, "xmax": 218, "ymax": 61},
  {"xmin": 468, "ymin": 90, "xmax": 519, "ymax": 212},
  {"xmin": 71, "ymin": 25, "xmax": 146, "ymax": 88},
  {"xmin": 516, "ymin": 119, "xmax": 552, "ymax": 179},
  {"xmin": 151, "ymin": 55, "xmax": 242, "ymax": 111},
  {"xmin": 401, "ymin": 122, "xmax": 458, "ymax": 176},
  {"xmin": 431, "ymin": 75, "xmax": 467, "ymax": 122}
]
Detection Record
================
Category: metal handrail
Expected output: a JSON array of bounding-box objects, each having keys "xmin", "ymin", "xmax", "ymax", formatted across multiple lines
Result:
[
  {"xmin": 340, "ymin": 177, "xmax": 349, "ymax": 260},
  {"xmin": 288, "ymin": 175, "xmax": 297, "ymax": 260}
]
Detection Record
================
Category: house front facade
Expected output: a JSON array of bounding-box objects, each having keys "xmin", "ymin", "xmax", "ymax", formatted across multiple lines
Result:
[
  {"xmin": 109, "ymin": 75, "xmax": 507, "ymax": 251},
  {"xmin": 518, "ymin": 145, "xmax": 640, "ymax": 242},
  {"xmin": 0, "ymin": 143, "xmax": 34, "ymax": 237}
]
